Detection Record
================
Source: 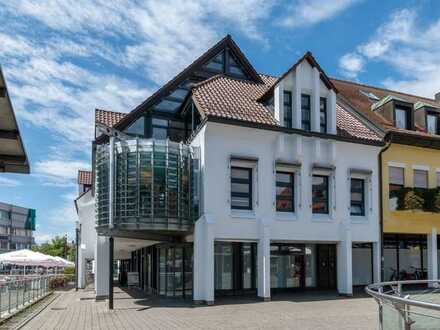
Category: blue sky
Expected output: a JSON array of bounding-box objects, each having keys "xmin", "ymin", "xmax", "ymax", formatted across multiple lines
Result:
[{"xmin": 0, "ymin": 0, "xmax": 439, "ymax": 243}]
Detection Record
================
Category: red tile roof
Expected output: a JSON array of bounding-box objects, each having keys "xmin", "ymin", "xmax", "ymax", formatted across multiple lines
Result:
[
  {"xmin": 77, "ymin": 170, "xmax": 92, "ymax": 185},
  {"xmin": 192, "ymin": 74, "xmax": 381, "ymax": 143},
  {"xmin": 95, "ymin": 109, "xmax": 126, "ymax": 127},
  {"xmin": 193, "ymin": 75, "xmax": 277, "ymax": 126},
  {"xmin": 331, "ymin": 78, "xmax": 440, "ymax": 138}
]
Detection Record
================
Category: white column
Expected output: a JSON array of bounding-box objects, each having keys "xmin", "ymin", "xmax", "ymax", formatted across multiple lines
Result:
[
  {"xmin": 337, "ymin": 226, "xmax": 353, "ymax": 295},
  {"xmin": 193, "ymin": 215, "xmax": 215, "ymax": 305},
  {"xmin": 373, "ymin": 242, "xmax": 381, "ymax": 283},
  {"xmin": 328, "ymin": 90, "xmax": 337, "ymax": 134},
  {"xmin": 274, "ymin": 82, "xmax": 284, "ymax": 126},
  {"xmin": 95, "ymin": 235, "xmax": 110, "ymax": 298},
  {"xmin": 428, "ymin": 228, "xmax": 438, "ymax": 286},
  {"xmin": 257, "ymin": 223, "xmax": 271, "ymax": 301},
  {"xmin": 293, "ymin": 65, "xmax": 302, "ymax": 129},
  {"xmin": 78, "ymin": 247, "xmax": 86, "ymax": 289},
  {"xmin": 311, "ymin": 67, "xmax": 320, "ymax": 132}
]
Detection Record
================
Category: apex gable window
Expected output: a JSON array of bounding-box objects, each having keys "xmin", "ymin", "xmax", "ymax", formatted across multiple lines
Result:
[
  {"xmin": 427, "ymin": 113, "xmax": 438, "ymax": 135},
  {"xmin": 283, "ymin": 91, "xmax": 292, "ymax": 128},
  {"xmin": 413, "ymin": 169, "xmax": 428, "ymax": 188},
  {"xmin": 350, "ymin": 178, "xmax": 365, "ymax": 216},
  {"xmin": 231, "ymin": 167, "xmax": 253, "ymax": 210},
  {"xmin": 320, "ymin": 97, "xmax": 327, "ymax": 133},
  {"xmin": 312, "ymin": 175, "xmax": 329, "ymax": 214},
  {"xmin": 276, "ymin": 172, "xmax": 294, "ymax": 212},
  {"xmin": 395, "ymin": 106, "xmax": 409, "ymax": 129},
  {"xmin": 301, "ymin": 94, "xmax": 311, "ymax": 131}
]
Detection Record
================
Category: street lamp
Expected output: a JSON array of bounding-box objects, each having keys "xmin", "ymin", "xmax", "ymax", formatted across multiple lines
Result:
[{"xmin": 75, "ymin": 221, "xmax": 80, "ymax": 291}]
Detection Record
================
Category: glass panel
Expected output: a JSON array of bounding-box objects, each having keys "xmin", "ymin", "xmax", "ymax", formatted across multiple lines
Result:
[
  {"xmin": 395, "ymin": 108, "xmax": 407, "ymax": 129},
  {"xmin": 399, "ymin": 241, "xmax": 423, "ymax": 280},
  {"xmin": 427, "ymin": 114, "xmax": 437, "ymax": 134},
  {"xmin": 320, "ymin": 97, "xmax": 327, "ymax": 133},
  {"xmin": 270, "ymin": 247, "xmax": 303, "ymax": 289},
  {"xmin": 231, "ymin": 196, "xmax": 251, "ymax": 209},
  {"xmin": 305, "ymin": 244, "xmax": 316, "ymax": 287},
  {"xmin": 184, "ymin": 247, "xmax": 193, "ymax": 296},
  {"xmin": 205, "ymin": 51, "xmax": 224, "ymax": 72},
  {"xmin": 154, "ymin": 99, "xmax": 181, "ymax": 113},
  {"xmin": 231, "ymin": 168, "xmax": 251, "ymax": 180},
  {"xmin": 312, "ymin": 175, "xmax": 329, "ymax": 214},
  {"xmin": 383, "ymin": 245, "xmax": 398, "ymax": 281},
  {"xmin": 169, "ymin": 88, "xmax": 188, "ymax": 101},
  {"xmin": 174, "ymin": 248, "xmax": 183, "ymax": 294},
  {"xmin": 166, "ymin": 248, "xmax": 174, "ymax": 296},
  {"xmin": 152, "ymin": 118, "xmax": 168, "ymax": 127},
  {"xmin": 215, "ymin": 243, "xmax": 233, "ymax": 290},
  {"xmin": 159, "ymin": 249, "xmax": 166, "ymax": 295},
  {"xmin": 283, "ymin": 91, "xmax": 292, "ymax": 128},
  {"xmin": 389, "ymin": 167, "xmax": 404, "ymax": 185},
  {"xmin": 231, "ymin": 182, "xmax": 250, "ymax": 194},
  {"xmin": 350, "ymin": 179, "xmax": 365, "ymax": 216},
  {"xmin": 301, "ymin": 94, "xmax": 311, "ymax": 131},
  {"xmin": 125, "ymin": 117, "xmax": 145, "ymax": 136},
  {"xmin": 242, "ymin": 244, "xmax": 252, "ymax": 289},
  {"xmin": 152, "ymin": 127, "xmax": 167, "ymax": 140},
  {"xmin": 414, "ymin": 169, "xmax": 428, "ymax": 188}
]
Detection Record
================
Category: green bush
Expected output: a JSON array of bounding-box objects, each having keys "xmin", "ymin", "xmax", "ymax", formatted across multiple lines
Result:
[
  {"xmin": 64, "ymin": 267, "xmax": 75, "ymax": 275},
  {"xmin": 395, "ymin": 187, "xmax": 440, "ymax": 212}
]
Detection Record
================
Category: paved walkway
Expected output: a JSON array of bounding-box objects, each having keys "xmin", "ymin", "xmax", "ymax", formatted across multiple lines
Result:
[{"xmin": 22, "ymin": 287, "xmax": 378, "ymax": 330}]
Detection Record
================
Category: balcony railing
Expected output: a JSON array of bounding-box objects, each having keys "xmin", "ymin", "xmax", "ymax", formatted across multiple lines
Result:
[
  {"xmin": 95, "ymin": 138, "xmax": 200, "ymax": 232},
  {"xmin": 390, "ymin": 187, "xmax": 440, "ymax": 213}
]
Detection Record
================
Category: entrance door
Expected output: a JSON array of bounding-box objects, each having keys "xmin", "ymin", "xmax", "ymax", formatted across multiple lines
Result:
[{"xmin": 317, "ymin": 244, "xmax": 336, "ymax": 289}]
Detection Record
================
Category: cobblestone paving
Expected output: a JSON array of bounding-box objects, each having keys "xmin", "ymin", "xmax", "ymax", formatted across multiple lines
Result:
[{"xmin": 22, "ymin": 287, "xmax": 378, "ymax": 330}]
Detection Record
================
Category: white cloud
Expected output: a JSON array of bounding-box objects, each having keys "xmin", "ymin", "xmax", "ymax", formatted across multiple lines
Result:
[
  {"xmin": 0, "ymin": 177, "xmax": 22, "ymax": 187},
  {"xmin": 339, "ymin": 8, "xmax": 440, "ymax": 98},
  {"xmin": 34, "ymin": 159, "xmax": 90, "ymax": 186},
  {"xmin": 339, "ymin": 53, "xmax": 364, "ymax": 78},
  {"xmin": 281, "ymin": 0, "xmax": 361, "ymax": 27}
]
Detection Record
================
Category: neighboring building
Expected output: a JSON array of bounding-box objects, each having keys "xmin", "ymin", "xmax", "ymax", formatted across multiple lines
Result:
[
  {"xmin": 334, "ymin": 79, "xmax": 440, "ymax": 283},
  {"xmin": 0, "ymin": 66, "xmax": 29, "ymax": 174},
  {"xmin": 77, "ymin": 35, "xmax": 385, "ymax": 304},
  {"xmin": 0, "ymin": 202, "xmax": 35, "ymax": 252}
]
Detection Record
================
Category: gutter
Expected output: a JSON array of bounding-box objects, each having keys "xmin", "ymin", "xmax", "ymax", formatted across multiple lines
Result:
[{"xmin": 378, "ymin": 136, "xmax": 392, "ymax": 282}]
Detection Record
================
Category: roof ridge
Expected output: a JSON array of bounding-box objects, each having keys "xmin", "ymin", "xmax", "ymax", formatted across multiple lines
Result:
[
  {"xmin": 95, "ymin": 108, "xmax": 127, "ymax": 115},
  {"xmin": 258, "ymin": 72, "xmax": 277, "ymax": 79},
  {"xmin": 330, "ymin": 77, "xmax": 439, "ymax": 104}
]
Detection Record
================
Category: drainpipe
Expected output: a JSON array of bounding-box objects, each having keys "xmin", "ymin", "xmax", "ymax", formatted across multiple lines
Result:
[{"xmin": 378, "ymin": 136, "xmax": 392, "ymax": 282}]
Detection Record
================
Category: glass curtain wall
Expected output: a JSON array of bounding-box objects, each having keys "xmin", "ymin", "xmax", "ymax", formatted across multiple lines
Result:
[
  {"xmin": 214, "ymin": 242, "xmax": 257, "ymax": 296},
  {"xmin": 383, "ymin": 234, "xmax": 427, "ymax": 281}
]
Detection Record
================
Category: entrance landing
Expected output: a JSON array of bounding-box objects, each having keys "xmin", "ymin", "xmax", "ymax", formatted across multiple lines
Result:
[{"xmin": 21, "ymin": 286, "xmax": 378, "ymax": 330}]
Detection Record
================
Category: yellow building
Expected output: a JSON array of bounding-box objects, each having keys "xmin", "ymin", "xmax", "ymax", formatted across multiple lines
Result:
[{"xmin": 332, "ymin": 78, "xmax": 440, "ymax": 282}]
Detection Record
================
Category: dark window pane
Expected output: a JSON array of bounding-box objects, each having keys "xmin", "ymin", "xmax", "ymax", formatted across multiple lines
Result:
[
  {"xmin": 283, "ymin": 91, "xmax": 292, "ymax": 128},
  {"xmin": 389, "ymin": 167, "xmax": 404, "ymax": 185},
  {"xmin": 125, "ymin": 117, "xmax": 145, "ymax": 136},
  {"xmin": 427, "ymin": 114, "xmax": 438, "ymax": 134},
  {"xmin": 350, "ymin": 178, "xmax": 365, "ymax": 216},
  {"xmin": 301, "ymin": 94, "xmax": 311, "ymax": 131},
  {"xmin": 231, "ymin": 167, "xmax": 252, "ymax": 210},
  {"xmin": 276, "ymin": 171, "xmax": 294, "ymax": 212},
  {"xmin": 169, "ymin": 88, "xmax": 188, "ymax": 100},
  {"xmin": 320, "ymin": 97, "xmax": 327, "ymax": 133},
  {"xmin": 154, "ymin": 99, "xmax": 181, "ymax": 113},
  {"xmin": 312, "ymin": 175, "xmax": 329, "ymax": 214},
  {"xmin": 152, "ymin": 127, "xmax": 167, "ymax": 140}
]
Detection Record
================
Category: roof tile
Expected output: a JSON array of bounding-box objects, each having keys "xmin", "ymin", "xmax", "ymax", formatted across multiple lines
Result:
[{"xmin": 77, "ymin": 170, "xmax": 92, "ymax": 185}]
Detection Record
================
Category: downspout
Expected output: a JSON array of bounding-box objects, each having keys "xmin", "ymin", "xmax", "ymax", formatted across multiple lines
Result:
[{"xmin": 378, "ymin": 134, "xmax": 392, "ymax": 282}]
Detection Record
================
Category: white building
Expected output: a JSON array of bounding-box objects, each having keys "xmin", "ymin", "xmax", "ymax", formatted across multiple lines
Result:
[{"xmin": 76, "ymin": 35, "xmax": 384, "ymax": 305}]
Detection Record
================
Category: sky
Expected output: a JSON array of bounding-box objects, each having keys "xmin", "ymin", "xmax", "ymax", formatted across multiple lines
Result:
[{"xmin": 0, "ymin": 0, "xmax": 440, "ymax": 244}]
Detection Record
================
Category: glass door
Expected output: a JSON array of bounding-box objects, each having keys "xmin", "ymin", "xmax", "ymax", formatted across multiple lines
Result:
[{"xmin": 270, "ymin": 244, "xmax": 305, "ymax": 292}]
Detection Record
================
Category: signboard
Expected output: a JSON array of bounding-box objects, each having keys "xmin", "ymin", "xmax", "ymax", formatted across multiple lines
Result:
[{"xmin": 127, "ymin": 272, "xmax": 139, "ymax": 286}]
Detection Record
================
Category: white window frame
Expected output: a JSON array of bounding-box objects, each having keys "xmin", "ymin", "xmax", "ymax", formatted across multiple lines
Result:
[
  {"xmin": 229, "ymin": 157, "xmax": 258, "ymax": 218},
  {"xmin": 349, "ymin": 170, "xmax": 372, "ymax": 222},
  {"xmin": 275, "ymin": 162, "xmax": 301, "ymax": 221},
  {"xmin": 311, "ymin": 166, "xmax": 335, "ymax": 222}
]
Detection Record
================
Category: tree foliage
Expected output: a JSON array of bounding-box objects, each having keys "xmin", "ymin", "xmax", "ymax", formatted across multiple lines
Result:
[{"xmin": 32, "ymin": 235, "xmax": 75, "ymax": 261}]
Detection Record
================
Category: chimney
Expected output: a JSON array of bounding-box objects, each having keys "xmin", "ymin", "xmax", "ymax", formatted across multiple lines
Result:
[{"xmin": 435, "ymin": 92, "xmax": 440, "ymax": 103}]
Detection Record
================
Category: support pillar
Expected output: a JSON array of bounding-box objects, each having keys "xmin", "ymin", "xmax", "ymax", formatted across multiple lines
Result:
[
  {"xmin": 108, "ymin": 236, "xmax": 114, "ymax": 310},
  {"xmin": 95, "ymin": 235, "xmax": 110, "ymax": 299},
  {"xmin": 257, "ymin": 224, "xmax": 271, "ymax": 301},
  {"xmin": 373, "ymin": 242, "xmax": 381, "ymax": 283},
  {"xmin": 193, "ymin": 215, "xmax": 215, "ymax": 305},
  {"xmin": 428, "ymin": 228, "xmax": 438, "ymax": 286},
  {"xmin": 337, "ymin": 226, "xmax": 353, "ymax": 296}
]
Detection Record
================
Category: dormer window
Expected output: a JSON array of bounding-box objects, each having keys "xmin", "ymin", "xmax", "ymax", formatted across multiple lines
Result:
[
  {"xmin": 301, "ymin": 94, "xmax": 311, "ymax": 131},
  {"xmin": 427, "ymin": 113, "xmax": 438, "ymax": 134},
  {"xmin": 395, "ymin": 106, "xmax": 409, "ymax": 129}
]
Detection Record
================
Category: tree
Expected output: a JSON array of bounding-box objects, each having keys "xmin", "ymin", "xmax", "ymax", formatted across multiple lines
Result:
[{"xmin": 32, "ymin": 235, "xmax": 75, "ymax": 261}]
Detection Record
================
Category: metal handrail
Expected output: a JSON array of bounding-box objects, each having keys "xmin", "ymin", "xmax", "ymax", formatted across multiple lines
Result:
[{"xmin": 366, "ymin": 279, "xmax": 440, "ymax": 311}]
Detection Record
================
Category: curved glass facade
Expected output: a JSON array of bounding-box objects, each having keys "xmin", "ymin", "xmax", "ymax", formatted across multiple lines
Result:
[{"xmin": 95, "ymin": 138, "xmax": 199, "ymax": 232}]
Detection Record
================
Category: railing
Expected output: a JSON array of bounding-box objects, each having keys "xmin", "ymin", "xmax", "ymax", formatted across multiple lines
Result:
[
  {"xmin": 95, "ymin": 138, "xmax": 200, "ymax": 232},
  {"xmin": 0, "ymin": 274, "xmax": 71, "ymax": 319},
  {"xmin": 366, "ymin": 280, "xmax": 440, "ymax": 329}
]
